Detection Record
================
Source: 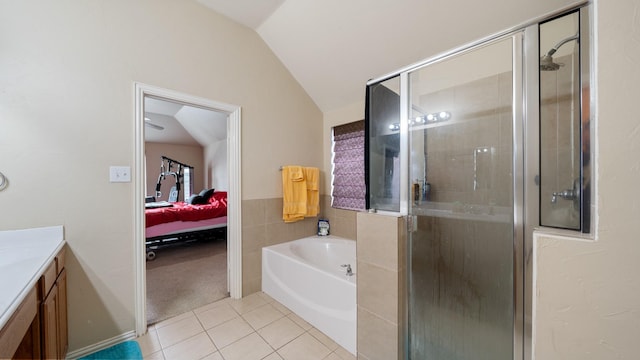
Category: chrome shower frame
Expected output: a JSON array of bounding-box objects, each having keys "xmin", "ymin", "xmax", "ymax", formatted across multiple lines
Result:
[{"xmin": 367, "ymin": 2, "xmax": 592, "ymax": 360}]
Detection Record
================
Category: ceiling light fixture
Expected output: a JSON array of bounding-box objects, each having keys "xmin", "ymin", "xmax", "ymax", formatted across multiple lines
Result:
[{"xmin": 388, "ymin": 111, "xmax": 452, "ymax": 131}]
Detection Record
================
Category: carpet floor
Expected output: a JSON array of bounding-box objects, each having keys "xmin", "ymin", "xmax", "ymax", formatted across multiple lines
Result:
[{"xmin": 146, "ymin": 237, "xmax": 228, "ymax": 325}]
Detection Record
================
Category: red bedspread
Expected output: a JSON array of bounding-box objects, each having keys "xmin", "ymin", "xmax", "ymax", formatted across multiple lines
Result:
[{"xmin": 145, "ymin": 191, "xmax": 227, "ymax": 228}]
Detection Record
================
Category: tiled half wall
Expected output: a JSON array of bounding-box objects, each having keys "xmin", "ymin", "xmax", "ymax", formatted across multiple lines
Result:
[
  {"xmin": 241, "ymin": 195, "xmax": 358, "ymax": 295},
  {"xmin": 356, "ymin": 212, "xmax": 406, "ymax": 360}
]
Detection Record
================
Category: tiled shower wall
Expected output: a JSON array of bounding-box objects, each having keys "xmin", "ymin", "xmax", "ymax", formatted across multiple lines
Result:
[
  {"xmin": 539, "ymin": 53, "xmax": 580, "ymax": 225},
  {"xmin": 417, "ymin": 71, "xmax": 513, "ymax": 207},
  {"xmin": 356, "ymin": 212, "xmax": 406, "ymax": 360},
  {"xmin": 241, "ymin": 194, "xmax": 358, "ymax": 295}
]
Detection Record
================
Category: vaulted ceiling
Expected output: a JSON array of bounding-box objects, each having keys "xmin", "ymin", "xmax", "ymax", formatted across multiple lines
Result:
[
  {"xmin": 195, "ymin": 0, "xmax": 577, "ymax": 113},
  {"xmin": 147, "ymin": 1, "xmax": 575, "ymax": 144}
]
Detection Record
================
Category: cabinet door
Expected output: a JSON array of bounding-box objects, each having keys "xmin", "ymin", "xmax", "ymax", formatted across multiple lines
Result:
[
  {"xmin": 41, "ymin": 284, "xmax": 58, "ymax": 360},
  {"xmin": 57, "ymin": 269, "xmax": 68, "ymax": 359},
  {"xmin": 11, "ymin": 314, "xmax": 40, "ymax": 359}
]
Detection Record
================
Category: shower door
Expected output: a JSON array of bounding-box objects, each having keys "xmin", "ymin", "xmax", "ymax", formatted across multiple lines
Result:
[{"xmin": 408, "ymin": 35, "xmax": 522, "ymax": 359}]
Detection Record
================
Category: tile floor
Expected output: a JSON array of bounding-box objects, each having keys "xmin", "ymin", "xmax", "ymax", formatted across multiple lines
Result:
[{"xmin": 136, "ymin": 291, "xmax": 357, "ymax": 360}]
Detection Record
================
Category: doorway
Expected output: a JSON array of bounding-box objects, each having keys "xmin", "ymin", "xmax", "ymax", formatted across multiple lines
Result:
[{"xmin": 134, "ymin": 83, "xmax": 242, "ymax": 336}]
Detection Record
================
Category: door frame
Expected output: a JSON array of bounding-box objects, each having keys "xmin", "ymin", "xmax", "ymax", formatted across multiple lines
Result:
[{"xmin": 133, "ymin": 82, "xmax": 242, "ymax": 336}]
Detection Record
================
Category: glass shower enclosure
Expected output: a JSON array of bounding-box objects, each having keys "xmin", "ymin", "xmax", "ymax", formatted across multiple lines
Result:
[
  {"xmin": 406, "ymin": 36, "xmax": 520, "ymax": 360},
  {"xmin": 365, "ymin": 4, "xmax": 592, "ymax": 359}
]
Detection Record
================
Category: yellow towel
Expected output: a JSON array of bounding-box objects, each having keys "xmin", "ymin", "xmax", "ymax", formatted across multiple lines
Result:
[
  {"xmin": 288, "ymin": 166, "xmax": 304, "ymax": 181},
  {"xmin": 282, "ymin": 166, "xmax": 307, "ymax": 222},
  {"xmin": 304, "ymin": 167, "xmax": 320, "ymax": 217}
]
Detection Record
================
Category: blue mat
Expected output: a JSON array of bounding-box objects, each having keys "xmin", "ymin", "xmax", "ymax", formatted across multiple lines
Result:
[{"xmin": 79, "ymin": 340, "xmax": 142, "ymax": 360}]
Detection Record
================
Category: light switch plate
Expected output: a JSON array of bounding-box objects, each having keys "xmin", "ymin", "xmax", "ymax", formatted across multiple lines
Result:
[{"xmin": 109, "ymin": 166, "xmax": 131, "ymax": 183}]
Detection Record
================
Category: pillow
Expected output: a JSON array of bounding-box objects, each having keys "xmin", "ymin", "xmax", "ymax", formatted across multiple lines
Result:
[
  {"xmin": 186, "ymin": 194, "xmax": 207, "ymax": 205},
  {"xmin": 199, "ymin": 188, "xmax": 215, "ymax": 202}
]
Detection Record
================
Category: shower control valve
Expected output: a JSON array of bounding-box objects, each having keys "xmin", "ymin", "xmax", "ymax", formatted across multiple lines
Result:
[
  {"xmin": 551, "ymin": 189, "xmax": 576, "ymax": 203},
  {"xmin": 551, "ymin": 178, "xmax": 581, "ymax": 210}
]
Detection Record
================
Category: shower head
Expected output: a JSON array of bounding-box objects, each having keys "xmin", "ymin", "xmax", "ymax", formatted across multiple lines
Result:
[
  {"xmin": 540, "ymin": 33, "xmax": 579, "ymax": 71},
  {"xmin": 540, "ymin": 54, "xmax": 562, "ymax": 71}
]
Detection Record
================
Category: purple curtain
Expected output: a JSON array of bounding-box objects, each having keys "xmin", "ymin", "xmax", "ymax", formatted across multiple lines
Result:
[{"xmin": 332, "ymin": 120, "xmax": 365, "ymax": 210}]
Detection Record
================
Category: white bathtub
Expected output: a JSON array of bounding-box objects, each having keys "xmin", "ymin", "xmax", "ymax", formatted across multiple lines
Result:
[{"xmin": 262, "ymin": 235, "xmax": 357, "ymax": 355}]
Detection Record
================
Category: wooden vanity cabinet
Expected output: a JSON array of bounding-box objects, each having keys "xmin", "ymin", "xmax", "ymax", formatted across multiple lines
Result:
[
  {"xmin": 0, "ymin": 288, "xmax": 39, "ymax": 359},
  {"xmin": 1, "ymin": 248, "xmax": 67, "ymax": 360},
  {"xmin": 40, "ymin": 249, "xmax": 68, "ymax": 359}
]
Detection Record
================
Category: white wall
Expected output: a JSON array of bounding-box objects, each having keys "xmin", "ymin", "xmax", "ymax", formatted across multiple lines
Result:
[
  {"xmin": 205, "ymin": 140, "xmax": 228, "ymax": 191},
  {"xmin": 0, "ymin": 0, "xmax": 322, "ymax": 352}
]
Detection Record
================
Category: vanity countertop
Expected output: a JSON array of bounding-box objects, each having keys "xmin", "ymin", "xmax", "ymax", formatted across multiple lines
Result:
[{"xmin": 0, "ymin": 225, "xmax": 65, "ymax": 330}]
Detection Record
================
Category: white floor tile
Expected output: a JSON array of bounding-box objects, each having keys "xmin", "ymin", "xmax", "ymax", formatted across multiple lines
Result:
[
  {"xmin": 277, "ymin": 333, "xmax": 331, "ymax": 360},
  {"xmin": 323, "ymin": 353, "xmax": 343, "ymax": 360},
  {"xmin": 228, "ymin": 292, "xmax": 268, "ymax": 314},
  {"xmin": 162, "ymin": 332, "xmax": 217, "ymax": 360},
  {"xmin": 207, "ymin": 316, "xmax": 254, "ymax": 349},
  {"xmin": 194, "ymin": 297, "xmax": 232, "ymax": 314},
  {"xmin": 156, "ymin": 314, "xmax": 204, "ymax": 348},
  {"xmin": 154, "ymin": 311, "xmax": 194, "ymax": 329},
  {"xmin": 309, "ymin": 328, "xmax": 339, "ymax": 351},
  {"xmin": 333, "ymin": 345, "xmax": 357, "ymax": 360},
  {"xmin": 144, "ymin": 350, "xmax": 165, "ymax": 360},
  {"xmin": 242, "ymin": 303, "xmax": 286, "ymax": 330},
  {"xmin": 262, "ymin": 352, "xmax": 284, "ymax": 360},
  {"xmin": 219, "ymin": 333, "xmax": 274, "ymax": 360},
  {"xmin": 201, "ymin": 351, "xmax": 224, "ymax": 360},
  {"xmin": 286, "ymin": 312, "xmax": 313, "ymax": 331},
  {"xmin": 257, "ymin": 316, "xmax": 305, "ymax": 349},
  {"xmin": 196, "ymin": 302, "xmax": 239, "ymax": 330},
  {"xmin": 146, "ymin": 293, "xmax": 355, "ymax": 360}
]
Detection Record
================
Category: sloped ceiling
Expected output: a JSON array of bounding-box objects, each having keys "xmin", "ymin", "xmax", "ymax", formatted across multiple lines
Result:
[
  {"xmin": 145, "ymin": 97, "xmax": 227, "ymax": 146},
  {"xmin": 196, "ymin": 0, "xmax": 285, "ymax": 29},
  {"xmin": 196, "ymin": 0, "xmax": 578, "ymax": 113}
]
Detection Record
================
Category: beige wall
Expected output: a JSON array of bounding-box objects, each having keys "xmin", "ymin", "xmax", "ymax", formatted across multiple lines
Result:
[
  {"xmin": 533, "ymin": 1, "xmax": 640, "ymax": 358},
  {"xmin": 145, "ymin": 142, "xmax": 205, "ymax": 202},
  {"xmin": 0, "ymin": 0, "xmax": 321, "ymax": 352}
]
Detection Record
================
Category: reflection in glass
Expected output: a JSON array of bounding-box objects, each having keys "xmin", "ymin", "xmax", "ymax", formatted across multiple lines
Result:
[
  {"xmin": 408, "ymin": 37, "xmax": 515, "ymax": 359},
  {"xmin": 366, "ymin": 76, "xmax": 401, "ymax": 212}
]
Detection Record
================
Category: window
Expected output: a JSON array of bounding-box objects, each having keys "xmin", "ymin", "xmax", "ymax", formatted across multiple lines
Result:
[{"xmin": 331, "ymin": 120, "xmax": 366, "ymax": 210}]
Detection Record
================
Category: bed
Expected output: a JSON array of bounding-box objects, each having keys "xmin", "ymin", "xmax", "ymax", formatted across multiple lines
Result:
[{"xmin": 145, "ymin": 191, "xmax": 227, "ymax": 260}]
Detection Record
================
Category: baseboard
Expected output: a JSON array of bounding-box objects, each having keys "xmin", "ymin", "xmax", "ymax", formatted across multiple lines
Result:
[{"xmin": 65, "ymin": 330, "xmax": 137, "ymax": 359}]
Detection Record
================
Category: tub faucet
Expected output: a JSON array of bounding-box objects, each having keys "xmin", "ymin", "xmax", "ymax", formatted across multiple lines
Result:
[{"xmin": 341, "ymin": 264, "xmax": 353, "ymax": 276}]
